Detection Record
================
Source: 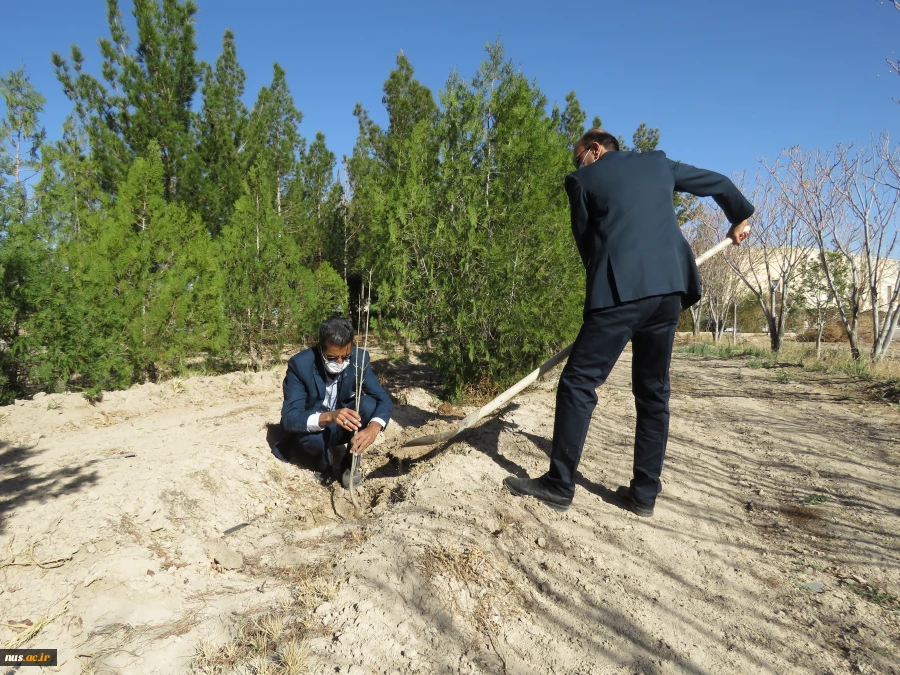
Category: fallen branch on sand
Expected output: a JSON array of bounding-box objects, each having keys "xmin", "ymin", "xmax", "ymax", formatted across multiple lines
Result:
[{"xmin": 0, "ymin": 542, "xmax": 72, "ymax": 570}]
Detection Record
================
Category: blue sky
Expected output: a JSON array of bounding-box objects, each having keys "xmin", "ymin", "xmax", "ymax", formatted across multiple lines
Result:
[{"xmin": 3, "ymin": 0, "xmax": 899, "ymax": 177}]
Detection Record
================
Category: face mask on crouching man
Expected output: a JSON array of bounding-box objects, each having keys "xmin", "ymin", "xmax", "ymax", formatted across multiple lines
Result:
[{"xmin": 275, "ymin": 316, "xmax": 392, "ymax": 489}]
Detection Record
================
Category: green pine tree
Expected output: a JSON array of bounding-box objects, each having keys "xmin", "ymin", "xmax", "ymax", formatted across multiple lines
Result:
[
  {"xmin": 559, "ymin": 91, "xmax": 586, "ymax": 149},
  {"xmin": 348, "ymin": 52, "xmax": 439, "ymax": 332},
  {"xmin": 221, "ymin": 162, "xmax": 315, "ymax": 366},
  {"xmin": 186, "ymin": 29, "xmax": 249, "ymax": 235},
  {"xmin": 74, "ymin": 142, "xmax": 225, "ymax": 386},
  {"xmin": 0, "ymin": 67, "xmax": 49, "ymax": 402},
  {"xmin": 631, "ymin": 122, "xmax": 659, "ymax": 153},
  {"xmin": 425, "ymin": 42, "xmax": 583, "ymax": 396},
  {"xmin": 52, "ymin": 0, "xmax": 202, "ymax": 201},
  {"xmin": 287, "ymin": 130, "xmax": 340, "ymax": 266},
  {"xmin": 245, "ymin": 63, "xmax": 304, "ymax": 218}
]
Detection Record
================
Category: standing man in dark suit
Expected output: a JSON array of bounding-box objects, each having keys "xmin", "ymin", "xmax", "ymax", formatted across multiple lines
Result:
[
  {"xmin": 278, "ymin": 316, "xmax": 392, "ymax": 488},
  {"xmin": 504, "ymin": 129, "xmax": 752, "ymax": 516}
]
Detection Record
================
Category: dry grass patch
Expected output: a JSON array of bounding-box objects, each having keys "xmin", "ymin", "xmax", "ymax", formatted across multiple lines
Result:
[
  {"xmin": 416, "ymin": 544, "xmax": 517, "ymax": 648},
  {"xmin": 189, "ymin": 612, "xmax": 308, "ymax": 675},
  {"xmin": 282, "ymin": 563, "xmax": 342, "ymax": 611},
  {"xmin": 418, "ymin": 544, "xmax": 490, "ymax": 585},
  {"xmin": 3, "ymin": 601, "xmax": 68, "ymax": 649},
  {"xmin": 161, "ymin": 488, "xmax": 203, "ymax": 521},
  {"xmin": 190, "ymin": 562, "xmax": 339, "ymax": 673},
  {"xmin": 677, "ymin": 338, "xmax": 900, "ymax": 400},
  {"xmin": 265, "ymin": 463, "xmax": 290, "ymax": 488},
  {"xmin": 117, "ymin": 515, "xmax": 143, "ymax": 544}
]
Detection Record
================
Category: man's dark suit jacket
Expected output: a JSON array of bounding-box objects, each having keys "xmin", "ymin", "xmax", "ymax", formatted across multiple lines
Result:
[
  {"xmin": 565, "ymin": 150, "xmax": 754, "ymax": 310},
  {"xmin": 281, "ymin": 345, "xmax": 392, "ymax": 435}
]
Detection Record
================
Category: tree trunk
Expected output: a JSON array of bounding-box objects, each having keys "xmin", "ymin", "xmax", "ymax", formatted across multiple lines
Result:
[
  {"xmin": 849, "ymin": 326, "xmax": 861, "ymax": 360},
  {"xmin": 816, "ymin": 321, "xmax": 824, "ymax": 359},
  {"xmin": 732, "ymin": 300, "xmax": 738, "ymax": 346},
  {"xmin": 768, "ymin": 315, "xmax": 782, "ymax": 352},
  {"xmin": 255, "ymin": 195, "xmax": 260, "ymax": 255},
  {"xmin": 276, "ymin": 171, "xmax": 282, "ymax": 216},
  {"xmin": 690, "ymin": 306, "xmax": 701, "ymax": 336},
  {"xmin": 872, "ymin": 303, "xmax": 900, "ymax": 362}
]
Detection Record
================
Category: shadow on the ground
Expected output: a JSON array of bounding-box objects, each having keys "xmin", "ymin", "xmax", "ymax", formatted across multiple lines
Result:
[
  {"xmin": 0, "ymin": 440, "xmax": 102, "ymax": 535},
  {"xmin": 371, "ymin": 358, "xmax": 444, "ymax": 401},
  {"xmin": 279, "ymin": 347, "xmax": 899, "ymax": 674}
]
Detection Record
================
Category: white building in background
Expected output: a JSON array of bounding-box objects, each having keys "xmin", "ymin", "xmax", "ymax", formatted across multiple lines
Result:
[{"xmin": 724, "ymin": 246, "xmax": 900, "ymax": 312}]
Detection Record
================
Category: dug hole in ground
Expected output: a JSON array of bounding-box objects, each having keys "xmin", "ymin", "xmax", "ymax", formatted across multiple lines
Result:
[{"xmin": 0, "ymin": 343, "xmax": 897, "ymax": 675}]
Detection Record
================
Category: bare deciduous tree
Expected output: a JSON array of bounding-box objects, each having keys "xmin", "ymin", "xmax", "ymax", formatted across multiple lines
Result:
[
  {"xmin": 767, "ymin": 148, "xmax": 866, "ymax": 358},
  {"xmin": 839, "ymin": 136, "xmax": 900, "ymax": 360},
  {"xmin": 693, "ymin": 204, "xmax": 742, "ymax": 342},
  {"xmin": 682, "ymin": 216, "xmax": 716, "ymax": 336},
  {"xmin": 884, "ymin": 0, "xmax": 900, "ymax": 94},
  {"xmin": 797, "ymin": 251, "xmax": 849, "ymax": 358},
  {"xmin": 724, "ymin": 174, "xmax": 814, "ymax": 351},
  {"xmin": 773, "ymin": 138, "xmax": 900, "ymax": 360}
]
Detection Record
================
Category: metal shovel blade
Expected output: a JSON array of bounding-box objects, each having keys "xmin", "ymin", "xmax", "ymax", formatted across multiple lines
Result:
[{"xmin": 402, "ymin": 429, "xmax": 461, "ymax": 448}]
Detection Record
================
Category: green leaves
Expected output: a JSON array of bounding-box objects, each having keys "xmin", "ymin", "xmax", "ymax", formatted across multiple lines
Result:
[
  {"xmin": 245, "ymin": 63, "xmax": 304, "ymax": 217},
  {"xmin": 54, "ymin": 0, "xmax": 201, "ymax": 199},
  {"xmin": 186, "ymin": 29, "xmax": 249, "ymax": 236},
  {"xmin": 347, "ymin": 43, "xmax": 583, "ymax": 398},
  {"xmin": 220, "ymin": 162, "xmax": 348, "ymax": 367}
]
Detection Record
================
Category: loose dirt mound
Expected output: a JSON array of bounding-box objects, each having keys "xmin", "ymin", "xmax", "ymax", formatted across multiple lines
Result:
[{"xmin": 0, "ymin": 348, "xmax": 897, "ymax": 674}]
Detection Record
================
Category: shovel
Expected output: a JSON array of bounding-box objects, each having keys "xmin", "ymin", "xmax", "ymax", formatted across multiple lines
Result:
[{"xmin": 402, "ymin": 237, "xmax": 739, "ymax": 448}]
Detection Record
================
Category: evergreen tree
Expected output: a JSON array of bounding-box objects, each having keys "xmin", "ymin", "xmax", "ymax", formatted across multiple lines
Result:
[
  {"xmin": 425, "ymin": 42, "xmax": 583, "ymax": 395},
  {"xmin": 631, "ymin": 121, "xmax": 660, "ymax": 153},
  {"xmin": 559, "ymin": 91, "xmax": 586, "ymax": 149},
  {"xmin": 381, "ymin": 52, "xmax": 438, "ymax": 158},
  {"xmin": 39, "ymin": 117, "xmax": 104, "ymax": 241},
  {"xmin": 245, "ymin": 63, "xmax": 304, "ymax": 218},
  {"xmin": 17, "ymin": 115, "xmax": 106, "ymax": 398},
  {"xmin": 343, "ymin": 103, "xmax": 385, "ymax": 282},
  {"xmin": 52, "ymin": 0, "xmax": 202, "ymax": 201},
  {"xmin": 220, "ymin": 161, "xmax": 335, "ymax": 367},
  {"xmin": 287, "ymin": 130, "xmax": 340, "ymax": 266},
  {"xmin": 0, "ymin": 67, "xmax": 45, "ymax": 212},
  {"xmin": 187, "ymin": 29, "xmax": 248, "ymax": 235},
  {"xmin": 75, "ymin": 142, "xmax": 225, "ymax": 386},
  {"xmin": 349, "ymin": 52, "xmax": 439, "ymax": 332},
  {"xmin": 0, "ymin": 67, "xmax": 48, "ymax": 402}
]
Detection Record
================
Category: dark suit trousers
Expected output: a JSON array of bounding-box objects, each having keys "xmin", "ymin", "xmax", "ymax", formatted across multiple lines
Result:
[
  {"xmin": 542, "ymin": 293, "xmax": 682, "ymax": 504},
  {"xmin": 289, "ymin": 395, "xmax": 377, "ymax": 472}
]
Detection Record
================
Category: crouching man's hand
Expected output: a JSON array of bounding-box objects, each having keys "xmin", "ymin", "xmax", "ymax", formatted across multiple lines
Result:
[
  {"xmin": 322, "ymin": 407, "xmax": 361, "ymax": 432},
  {"xmin": 350, "ymin": 422, "xmax": 382, "ymax": 455}
]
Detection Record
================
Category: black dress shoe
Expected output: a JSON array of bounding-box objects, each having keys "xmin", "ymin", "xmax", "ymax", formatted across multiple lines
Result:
[
  {"xmin": 272, "ymin": 443, "xmax": 289, "ymax": 463},
  {"xmin": 503, "ymin": 476, "xmax": 572, "ymax": 512},
  {"xmin": 615, "ymin": 486, "xmax": 654, "ymax": 517},
  {"xmin": 313, "ymin": 471, "xmax": 336, "ymax": 487}
]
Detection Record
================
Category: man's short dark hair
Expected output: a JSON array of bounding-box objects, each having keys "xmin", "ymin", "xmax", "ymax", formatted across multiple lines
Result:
[
  {"xmin": 578, "ymin": 129, "xmax": 619, "ymax": 153},
  {"xmin": 319, "ymin": 316, "xmax": 355, "ymax": 348}
]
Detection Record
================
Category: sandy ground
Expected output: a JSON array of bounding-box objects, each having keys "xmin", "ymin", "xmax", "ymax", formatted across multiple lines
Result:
[{"xmin": 0, "ymin": 345, "xmax": 898, "ymax": 675}]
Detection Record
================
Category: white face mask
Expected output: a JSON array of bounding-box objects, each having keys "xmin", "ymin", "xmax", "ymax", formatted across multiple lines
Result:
[{"xmin": 325, "ymin": 360, "xmax": 349, "ymax": 375}]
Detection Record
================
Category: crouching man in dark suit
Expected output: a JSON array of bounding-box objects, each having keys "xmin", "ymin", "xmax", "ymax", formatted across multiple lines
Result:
[
  {"xmin": 504, "ymin": 129, "xmax": 752, "ymax": 516},
  {"xmin": 278, "ymin": 316, "xmax": 392, "ymax": 488}
]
